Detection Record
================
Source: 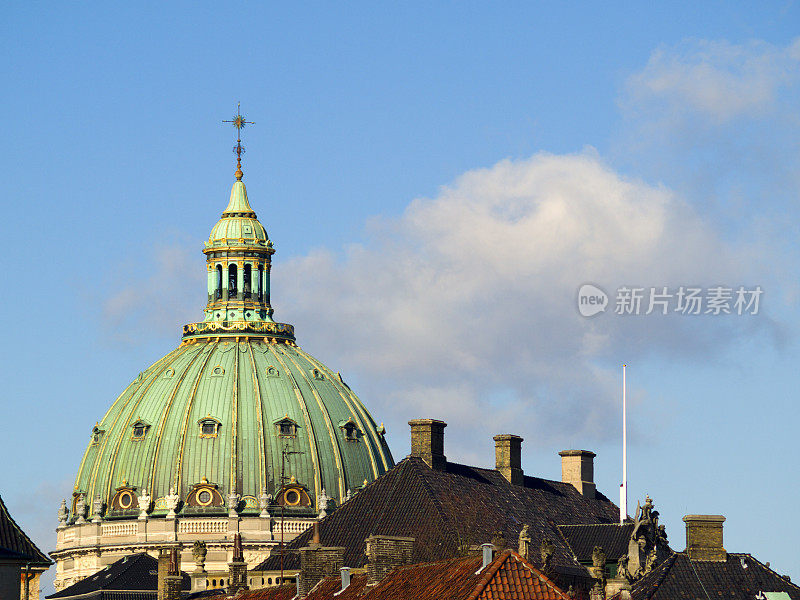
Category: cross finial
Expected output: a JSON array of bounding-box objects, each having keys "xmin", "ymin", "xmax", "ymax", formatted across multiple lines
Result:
[{"xmin": 223, "ymin": 103, "xmax": 255, "ymax": 180}]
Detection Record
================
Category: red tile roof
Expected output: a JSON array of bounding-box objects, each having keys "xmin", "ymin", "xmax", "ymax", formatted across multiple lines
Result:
[{"xmin": 239, "ymin": 549, "xmax": 571, "ymax": 600}]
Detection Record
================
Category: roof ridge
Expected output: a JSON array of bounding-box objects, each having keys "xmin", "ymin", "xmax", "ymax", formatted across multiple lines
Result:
[
  {"xmin": 466, "ymin": 549, "xmax": 512, "ymax": 600},
  {"xmin": 0, "ymin": 494, "xmax": 51, "ymax": 564},
  {"xmin": 735, "ymin": 553, "xmax": 800, "ymax": 592}
]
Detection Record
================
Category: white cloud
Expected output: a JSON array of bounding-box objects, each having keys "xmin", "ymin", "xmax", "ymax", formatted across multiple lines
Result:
[
  {"xmin": 623, "ymin": 38, "xmax": 800, "ymax": 124},
  {"xmin": 277, "ymin": 151, "xmax": 766, "ymax": 456},
  {"xmin": 102, "ymin": 240, "xmax": 203, "ymax": 344}
]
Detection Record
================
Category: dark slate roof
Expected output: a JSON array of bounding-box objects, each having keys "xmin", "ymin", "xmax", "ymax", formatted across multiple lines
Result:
[
  {"xmin": 0, "ymin": 493, "xmax": 51, "ymax": 566},
  {"xmin": 240, "ymin": 550, "xmax": 570, "ymax": 600},
  {"xmin": 557, "ymin": 523, "xmax": 635, "ymax": 562},
  {"xmin": 254, "ymin": 456, "xmax": 619, "ymax": 578},
  {"xmin": 47, "ymin": 553, "xmax": 190, "ymax": 599},
  {"xmin": 625, "ymin": 552, "xmax": 800, "ymax": 600}
]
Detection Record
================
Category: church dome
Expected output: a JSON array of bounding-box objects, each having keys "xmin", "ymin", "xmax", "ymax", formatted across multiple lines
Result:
[{"xmin": 70, "ymin": 149, "xmax": 393, "ymax": 522}]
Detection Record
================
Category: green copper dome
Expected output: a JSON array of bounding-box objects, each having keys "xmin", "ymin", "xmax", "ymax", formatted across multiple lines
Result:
[{"xmin": 72, "ymin": 165, "xmax": 393, "ymax": 519}]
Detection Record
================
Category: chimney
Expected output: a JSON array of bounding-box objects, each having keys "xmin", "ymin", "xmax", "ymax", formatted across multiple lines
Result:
[
  {"xmin": 339, "ymin": 567, "xmax": 351, "ymax": 593},
  {"xmin": 365, "ymin": 535, "xmax": 415, "ymax": 586},
  {"xmin": 558, "ymin": 450, "xmax": 596, "ymax": 498},
  {"xmin": 298, "ymin": 539, "xmax": 345, "ymax": 597},
  {"xmin": 494, "ymin": 435, "xmax": 524, "ymax": 485},
  {"xmin": 683, "ymin": 515, "xmax": 726, "ymax": 561},
  {"xmin": 479, "ymin": 543, "xmax": 494, "ymax": 572},
  {"xmin": 227, "ymin": 533, "xmax": 249, "ymax": 595},
  {"xmin": 161, "ymin": 548, "xmax": 183, "ymax": 600},
  {"xmin": 408, "ymin": 419, "xmax": 447, "ymax": 470}
]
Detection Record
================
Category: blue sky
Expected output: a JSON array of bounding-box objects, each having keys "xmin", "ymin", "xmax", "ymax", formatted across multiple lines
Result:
[{"xmin": 2, "ymin": 2, "xmax": 800, "ymax": 593}]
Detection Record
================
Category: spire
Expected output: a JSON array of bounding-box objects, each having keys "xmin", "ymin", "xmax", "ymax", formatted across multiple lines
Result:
[{"xmin": 223, "ymin": 103, "xmax": 254, "ymax": 181}]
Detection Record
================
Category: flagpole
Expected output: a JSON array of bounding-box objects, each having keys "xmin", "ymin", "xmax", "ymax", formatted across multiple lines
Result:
[{"xmin": 620, "ymin": 363, "xmax": 628, "ymax": 523}]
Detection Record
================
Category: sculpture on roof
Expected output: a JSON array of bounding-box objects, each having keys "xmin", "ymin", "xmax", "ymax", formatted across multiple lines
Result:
[
  {"xmin": 518, "ymin": 524, "xmax": 531, "ymax": 560},
  {"xmin": 92, "ymin": 495, "xmax": 103, "ymax": 523},
  {"xmin": 192, "ymin": 540, "xmax": 207, "ymax": 571},
  {"xmin": 137, "ymin": 489, "xmax": 151, "ymax": 520},
  {"xmin": 318, "ymin": 488, "xmax": 329, "ymax": 519},
  {"xmin": 57, "ymin": 499, "xmax": 69, "ymax": 529},
  {"xmin": 165, "ymin": 487, "xmax": 180, "ymax": 520},
  {"xmin": 540, "ymin": 537, "xmax": 555, "ymax": 571},
  {"xmin": 619, "ymin": 495, "xmax": 670, "ymax": 582},
  {"xmin": 75, "ymin": 493, "xmax": 87, "ymax": 524}
]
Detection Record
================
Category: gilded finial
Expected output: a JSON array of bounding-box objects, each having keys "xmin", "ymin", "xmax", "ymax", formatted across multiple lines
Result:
[{"xmin": 223, "ymin": 103, "xmax": 255, "ymax": 181}]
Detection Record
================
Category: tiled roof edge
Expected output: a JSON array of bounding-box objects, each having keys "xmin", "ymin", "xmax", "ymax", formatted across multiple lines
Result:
[{"xmin": 0, "ymin": 494, "xmax": 52, "ymax": 565}]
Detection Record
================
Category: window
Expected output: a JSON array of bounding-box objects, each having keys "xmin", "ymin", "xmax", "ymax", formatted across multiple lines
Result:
[
  {"xmin": 275, "ymin": 417, "xmax": 298, "ymax": 438},
  {"xmin": 311, "ymin": 368, "xmax": 324, "ymax": 381},
  {"xmin": 131, "ymin": 420, "xmax": 150, "ymax": 440},
  {"xmin": 91, "ymin": 426, "xmax": 104, "ymax": 444},
  {"xmin": 266, "ymin": 366, "xmax": 279, "ymax": 378},
  {"xmin": 340, "ymin": 418, "xmax": 360, "ymax": 442},
  {"xmin": 258, "ymin": 265, "xmax": 264, "ymax": 301},
  {"xmin": 216, "ymin": 265, "xmax": 223, "ymax": 299},
  {"xmin": 198, "ymin": 417, "xmax": 221, "ymax": 438},
  {"xmin": 228, "ymin": 264, "xmax": 238, "ymax": 298},
  {"xmin": 243, "ymin": 264, "xmax": 251, "ymax": 299}
]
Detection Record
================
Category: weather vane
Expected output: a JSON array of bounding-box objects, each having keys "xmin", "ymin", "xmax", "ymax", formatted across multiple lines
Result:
[{"xmin": 223, "ymin": 103, "xmax": 255, "ymax": 180}]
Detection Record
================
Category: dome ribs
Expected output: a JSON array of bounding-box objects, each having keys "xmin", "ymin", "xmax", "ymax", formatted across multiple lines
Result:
[
  {"xmin": 281, "ymin": 350, "xmax": 346, "ymax": 501},
  {"xmin": 102, "ymin": 346, "xmax": 188, "ymax": 505},
  {"xmin": 230, "ymin": 340, "xmax": 240, "ymax": 496},
  {"xmin": 148, "ymin": 344, "xmax": 206, "ymax": 494},
  {"xmin": 245, "ymin": 339, "xmax": 267, "ymax": 495},
  {"xmin": 173, "ymin": 341, "xmax": 218, "ymax": 494},
  {"xmin": 297, "ymin": 348, "xmax": 381, "ymax": 482},
  {"xmin": 270, "ymin": 349, "xmax": 323, "ymax": 500}
]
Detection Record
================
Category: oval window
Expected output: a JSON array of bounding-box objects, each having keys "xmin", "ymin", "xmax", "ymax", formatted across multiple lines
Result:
[
  {"xmin": 197, "ymin": 490, "xmax": 212, "ymax": 505},
  {"xmin": 119, "ymin": 491, "xmax": 134, "ymax": 510},
  {"xmin": 285, "ymin": 489, "xmax": 300, "ymax": 506}
]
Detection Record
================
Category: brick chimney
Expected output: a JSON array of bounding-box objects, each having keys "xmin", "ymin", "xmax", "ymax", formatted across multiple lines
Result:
[
  {"xmin": 409, "ymin": 419, "xmax": 447, "ymax": 470},
  {"xmin": 683, "ymin": 515, "xmax": 726, "ymax": 561},
  {"xmin": 558, "ymin": 450, "xmax": 596, "ymax": 498},
  {"xmin": 157, "ymin": 546, "xmax": 182, "ymax": 600},
  {"xmin": 160, "ymin": 548, "xmax": 183, "ymax": 600},
  {"xmin": 227, "ymin": 533, "xmax": 249, "ymax": 595},
  {"xmin": 365, "ymin": 535, "xmax": 415, "ymax": 586},
  {"xmin": 298, "ymin": 537, "xmax": 345, "ymax": 597},
  {"xmin": 494, "ymin": 434, "xmax": 524, "ymax": 485}
]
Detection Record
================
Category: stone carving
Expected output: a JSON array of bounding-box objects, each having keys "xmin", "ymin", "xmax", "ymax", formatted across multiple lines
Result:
[
  {"xmin": 259, "ymin": 490, "xmax": 271, "ymax": 518},
  {"xmin": 228, "ymin": 492, "xmax": 240, "ymax": 517},
  {"xmin": 91, "ymin": 495, "xmax": 104, "ymax": 523},
  {"xmin": 165, "ymin": 487, "xmax": 180, "ymax": 519},
  {"xmin": 540, "ymin": 538, "xmax": 555, "ymax": 570},
  {"xmin": 137, "ymin": 489, "xmax": 151, "ymax": 520},
  {"xmin": 344, "ymin": 489, "xmax": 352, "ymax": 503},
  {"xmin": 591, "ymin": 545, "xmax": 607, "ymax": 593},
  {"xmin": 192, "ymin": 540, "xmax": 207, "ymax": 572},
  {"xmin": 318, "ymin": 488, "xmax": 329, "ymax": 519},
  {"xmin": 57, "ymin": 499, "xmax": 69, "ymax": 528},
  {"xmin": 75, "ymin": 494, "xmax": 87, "ymax": 524},
  {"xmin": 518, "ymin": 524, "xmax": 531, "ymax": 560},
  {"xmin": 619, "ymin": 496, "xmax": 670, "ymax": 582}
]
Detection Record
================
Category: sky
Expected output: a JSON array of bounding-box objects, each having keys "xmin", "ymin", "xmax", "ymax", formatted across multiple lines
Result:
[{"xmin": 2, "ymin": 1, "xmax": 800, "ymax": 594}]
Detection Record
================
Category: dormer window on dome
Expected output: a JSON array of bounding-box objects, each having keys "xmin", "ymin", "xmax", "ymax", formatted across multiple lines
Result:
[
  {"xmin": 339, "ymin": 418, "xmax": 361, "ymax": 442},
  {"xmin": 131, "ymin": 420, "xmax": 150, "ymax": 440},
  {"xmin": 91, "ymin": 426, "xmax": 105, "ymax": 445},
  {"xmin": 198, "ymin": 417, "xmax": 222, "ymax": 438},
  {"xmin": 275, "ymin": 416, "xmax": 298, "ymax": 438}
]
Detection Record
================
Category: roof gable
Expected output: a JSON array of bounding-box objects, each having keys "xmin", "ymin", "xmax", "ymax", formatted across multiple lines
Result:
[
  {"xmin": 255, "ymin": 456, "xmax": 619, "ymax": 576},
  {"xmin": 628, "ymin": 552, "xmax": 800, "ymax": 600},
  {"xmin": 0, "ymin": 494, "xmax": 51, "ymax": 565},
  {"xmin": 47, "ymin": 553, "xmax": 190, "ymax": 599}
]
